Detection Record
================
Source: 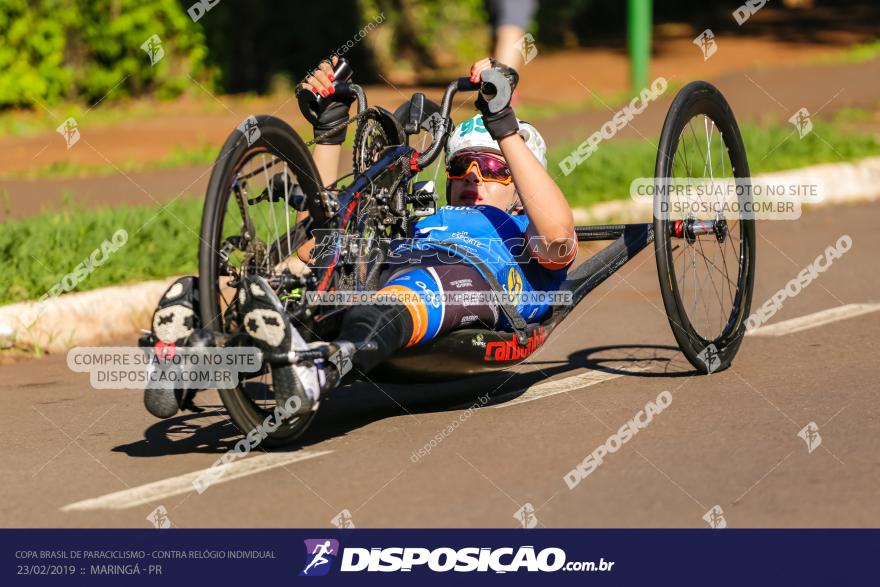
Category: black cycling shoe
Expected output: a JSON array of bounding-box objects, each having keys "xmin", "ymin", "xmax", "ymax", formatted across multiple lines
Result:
[
  {"xmin": 237, "ymin": 275, "xmax": 322, "ymax": 416},
  {"xmin": 142, "ymin": 276, "xmax": 201, "ymax": 419},
  {"xmin": 151, "ymin": 276, "xmax": 199, "ymax": 345}
]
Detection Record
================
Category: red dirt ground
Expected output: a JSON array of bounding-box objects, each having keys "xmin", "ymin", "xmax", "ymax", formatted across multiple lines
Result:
[{"xmin": 1, "ymin": 9, "xmax": 878, "ymax": 220}]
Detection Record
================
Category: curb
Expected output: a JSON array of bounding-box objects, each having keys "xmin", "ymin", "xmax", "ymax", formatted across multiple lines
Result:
[
  {"xmin": 3, "ymin": 156, "xmax": 879, "ymax": 356},
  {"xmin": 0, "ymin": 277, "xmax": 179, "ymax": 354},
  {"xmin": 571, "ymin": 156, "xmax": 880, "ymax": 224}
]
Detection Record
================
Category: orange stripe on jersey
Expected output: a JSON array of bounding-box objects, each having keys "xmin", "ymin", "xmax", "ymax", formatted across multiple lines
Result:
[{"xmin": 376, "ymin": 285, "xmax": 429, "ymax": 347}]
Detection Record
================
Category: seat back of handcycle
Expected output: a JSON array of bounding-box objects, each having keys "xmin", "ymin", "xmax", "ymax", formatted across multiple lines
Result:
[
  {"xmin": 373, "ymin": 316, "xmax": 561, "ymax": 382},
  {"xmin": 371, "ymin": 222, "xmax": 654, "ymax": 382}
]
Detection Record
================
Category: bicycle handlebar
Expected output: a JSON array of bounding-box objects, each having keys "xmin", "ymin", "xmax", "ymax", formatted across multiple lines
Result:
[
  {"xmin": 296, "ymin": 58, "xmax": 367, "ymax": 125},
  {"xmin": 415, "ymin": 69, "xmax": 512, "ymax": 170},
  {"xmin": 298, "ymin": 61, "xmax": 514, "ymax": 170}
]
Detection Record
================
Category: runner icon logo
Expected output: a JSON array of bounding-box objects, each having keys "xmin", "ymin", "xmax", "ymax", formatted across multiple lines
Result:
[
  {"xmin": 141, "ymin": 34, "xmax": 165, "ymax": 66},
  {"xmin": 146, "ymin": 505, "xmax": 172, "ymax": 529},
  {"xmin": 693, "ymin": 29, "xmax": 717, "ymax": 60},
  {"xmin": 300, "ymin": 539, "xmax": 340, "ymax": 577},
  {"xmin": 696, "ymin": 343, "xmax": 721, "ymax": 373},
  {"xmin": 515, "ymin": 33, "xmax": 539, "ymax": 65},
  {"xmin": 797, "ymin": 422, "xmax": 822, "ymax": 454},
  {"xmin": 56, "ymin": 117, "xmax": 80, "ymax": 149},
  {"xmin": 238, "ymin": 115, "xmax": 261, "ymax": 146},
  {"xmin": 789, "ymin": 108, "xmax": 813, "ymax": 139},
  {"xmin": 331, "ymin": 509, "xmax": 356, "ymax": 529},
  {"xmin": 703, "ymin": 505, "xmax": 727, "ymax": 529},
  {"xmin": 513, "ymin": 503, "xmax": 538, "ymax": 528}
]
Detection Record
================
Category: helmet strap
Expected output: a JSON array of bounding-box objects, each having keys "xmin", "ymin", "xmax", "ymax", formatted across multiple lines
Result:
[{"xmin": 506, "ymin": 190, "xmax": 523, "ymax": 214}]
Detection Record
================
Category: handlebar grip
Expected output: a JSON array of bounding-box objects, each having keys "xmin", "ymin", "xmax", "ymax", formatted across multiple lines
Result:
[
  {"xmin": 332, "ymin": 58, "xmax": 353, "ymax": 84},
  {"xmin": 297, "ymin": 58, "xmax": 354, "ymax": 124},
  {"xmin": 477, "ymin": 69, "xmax": 513, "ymax": 114},
  {"xmin": 414, "ymin": 69, "xmax": 512, "ymax": 170},
  {"xmin": 450, "ymin": 72, "xmax": 512, "ymax": 113}
]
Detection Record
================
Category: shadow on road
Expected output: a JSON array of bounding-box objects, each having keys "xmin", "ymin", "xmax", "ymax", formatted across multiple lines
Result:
[
  {"xmin": 568, "ymin": 344, "xmax": 699, "ymax": 378},
  {"xmin": 112, "ymin": 343, "xmax": 695, "ymax": 456},
  {"xmin": 113, "ymin": 406, "xmax": 251, "ymax": 456}
]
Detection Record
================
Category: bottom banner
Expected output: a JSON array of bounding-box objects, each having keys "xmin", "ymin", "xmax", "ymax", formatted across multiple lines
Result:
[{"xmin": 3, "ymin": 529, "xmax": 875, "ymax": 585}]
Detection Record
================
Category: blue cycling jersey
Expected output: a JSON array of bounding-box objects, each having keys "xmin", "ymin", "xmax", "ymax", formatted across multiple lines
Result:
[{"xmin": 391, "ymin": 205, "xmax": 571, "ymax": 324}]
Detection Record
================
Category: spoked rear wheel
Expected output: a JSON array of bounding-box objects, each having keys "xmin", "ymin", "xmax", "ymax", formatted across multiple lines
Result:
[
  {"xmin": 654, "ymin": 82, "xmax": 756, "ymax": 374},
  {"xmin": 199, "ymin": 115, "xmax": 324, "ymax": 446}
]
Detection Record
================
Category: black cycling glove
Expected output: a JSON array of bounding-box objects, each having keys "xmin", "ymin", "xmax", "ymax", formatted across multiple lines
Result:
[
  {"xmin": 312, "ymin": 99, "xmax": 354, "ymax": 145},
  {"xmin": 296, "ymin": 60, "xmax": 356, "ymax": 145},
  {"xmin": 475, "ymin": 60, "xmax": 520, "ymax": 141}
]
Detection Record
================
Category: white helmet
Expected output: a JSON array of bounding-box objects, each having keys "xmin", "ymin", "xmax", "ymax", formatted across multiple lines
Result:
[{"xmin": 445, "ymin": 114, "xmax": 547, "ymax": 168}]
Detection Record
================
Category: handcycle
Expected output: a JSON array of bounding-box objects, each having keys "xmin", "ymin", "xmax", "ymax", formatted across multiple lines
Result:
[{"xmin": 159, "ymin": 63, "xmax": 755, "ymax": 447}]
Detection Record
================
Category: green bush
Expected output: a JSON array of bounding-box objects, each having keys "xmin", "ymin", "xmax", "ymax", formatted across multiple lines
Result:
[
  {"xmin": 0, "ymin": 0, "xmax": 75, "ymax": 108},
  {"xmin": 0, "ymin": 0, "xmax": 211, "ymax": 109}
]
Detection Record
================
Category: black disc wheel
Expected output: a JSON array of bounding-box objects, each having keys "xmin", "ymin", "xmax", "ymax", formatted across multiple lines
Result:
[
  {"xmin": 199, "ymin": 115, "xmax": 324, "ymax": 446},
  {"xmin": 654, "ymin": 81, "xmax": 756, "ymax": 374}
]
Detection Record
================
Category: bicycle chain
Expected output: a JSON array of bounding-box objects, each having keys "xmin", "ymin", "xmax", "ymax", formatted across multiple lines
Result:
[{"xmin": 305, "ymin": 109, "xmax": 375, "ymax": 146}]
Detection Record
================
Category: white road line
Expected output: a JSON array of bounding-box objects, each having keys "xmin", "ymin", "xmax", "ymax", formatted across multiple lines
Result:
[
  {"xmin": 60, "ymin": 450, "xmax": 333, "ymax": 512},
  {"xmin": 746, "ymin": 303, "xmax": 880, "ymax": 337},
  {"xmin": 491, "ymin": 369, "xmax": 640, "ymax": 409}
]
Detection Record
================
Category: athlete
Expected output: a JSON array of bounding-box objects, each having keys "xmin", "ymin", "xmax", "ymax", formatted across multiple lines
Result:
[
  {"xmin": 302, "ymin": 541, "xmax": 335, "ymax": 575},
  {"xmin": 144, "ymin": 57, "xmax": 576, "ymax": 419}
]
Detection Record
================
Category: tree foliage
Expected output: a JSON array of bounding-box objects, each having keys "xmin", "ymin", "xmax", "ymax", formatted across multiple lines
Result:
[
  {"xmin": 1, "ymin": 0, "xmax": 825, "ymax": 109},
  {"xmin": 0, "ymin": 0, "xmax": 210, "ymax": 108}
]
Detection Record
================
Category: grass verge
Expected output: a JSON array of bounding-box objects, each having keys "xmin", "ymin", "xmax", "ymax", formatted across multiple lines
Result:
[
  {"xmin": 0, "ymin": 198, "xmax": 201, "ymax": 305},
  {"xmin": 552, "ymin": 117, "xmax": 880, "ymax": 207},
  {"xmin": 1, "ymin": 118, "xmax": 878, "ymax": 305}
]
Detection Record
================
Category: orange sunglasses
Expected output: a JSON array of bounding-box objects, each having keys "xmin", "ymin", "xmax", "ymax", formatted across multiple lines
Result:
[{"xmin": 446, "ymin": 152, "xmax": 513, "ymax": 185}]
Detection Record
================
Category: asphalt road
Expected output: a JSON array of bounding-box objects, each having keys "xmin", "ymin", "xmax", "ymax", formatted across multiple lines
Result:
[{"xmin": 1, "ymin": 199, "xmax": 878, "ymax": 528}]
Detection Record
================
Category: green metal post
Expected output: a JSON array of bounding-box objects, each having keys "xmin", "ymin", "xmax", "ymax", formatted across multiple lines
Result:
[{"xmin": 627, "ymin": 0, "xmax": 652, "ymax": 93}]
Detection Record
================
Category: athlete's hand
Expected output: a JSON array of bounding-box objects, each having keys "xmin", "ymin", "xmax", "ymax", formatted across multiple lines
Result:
[
  {"xmin": 296, "ymin": 56, "xmax": 355, "ymax": 145},
  {"xmin": 469, "ymin": 57, "xmax": 520, "ymax": 141}
]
